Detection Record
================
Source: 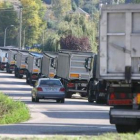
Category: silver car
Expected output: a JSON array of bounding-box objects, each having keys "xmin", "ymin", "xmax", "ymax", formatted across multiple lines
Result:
[{"xmin": 31, "ymin": 78, "xmax": 65, "ymax": 103}]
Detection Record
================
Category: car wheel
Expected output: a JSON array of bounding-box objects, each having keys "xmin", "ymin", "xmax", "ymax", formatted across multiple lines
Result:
[
  {"xmin": 60, "ymin": 99, "xmax": 65, "ymax": 103},
  {"xmin": 35, "ymin": 96, "xmax": 39, "ymax": 102},
  {"xmin": 32, "ymin": 96, "xmax": 35, "ymax": 102},
  {"xmin": 56, "ymin": 99, "xmax": 60, "ymax": 103}
]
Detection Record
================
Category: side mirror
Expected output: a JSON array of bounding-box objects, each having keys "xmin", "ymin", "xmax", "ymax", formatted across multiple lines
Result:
[
  {"xmin": 13, "ymin": 54, "xmax": 17, "ymax": 61},
  {"xmin": 5, "ymin": 53, "xmax": 8, "ymax": 58},
  {"xmin": 85, "ymin": 57, "xmax": 93, "ymax": 71},
  {"xmin": 51, "ymin": 58, "xmax": 56, "ymax": 69},
  {"xmin": 35, "ymin": 58, "xmax": 40, "ymax": 68},
  {"xmin": 25, "ymin": 57, "xmax": 28, "ymax": 64}
]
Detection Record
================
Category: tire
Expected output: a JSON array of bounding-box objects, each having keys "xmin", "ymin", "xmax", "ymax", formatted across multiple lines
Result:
[
  {"xmin": 56, "ymin": 99, "xmax": 60, "ymax": 103},
  {"xmin": 19, "ymin": 75, "xmax": 23, "ymax": 79},
  {"xmin": 116, "ymin": 124, "xmax": 139, "ymax": 133},
  {"xmin": 9, "ymin": 70, "xmax": 12, "ymax": 74},
  {"xmin": 80, "ymin": 93, "xmax": 87, "ymax": 97},
  {"xmin": 64, "ymin": 80, "xmax": 72, "ymax": 98},
  {"xmin": 32, "ymin": 96, "xmax": 35, "ymax": 102},
  {"xmin": 35, "ymin": 96, "xmax": 39, "ymax": 102},
  {"xmin": 60, "ymin": 99, "xmax": 65, "ymax": 103},
  {"xmin": 26, "ymin": 77, "xmax": 29, "ymax": 84},
  {"xmin": 66, "ymin": 92, "xmax": 72, "ymax": 98},
  {"xmin": 15, "ymin": 68, "xmax": 18, "ymax": 78},
  {"xmin": 95, "ymin": 93, "xmax": 102, "ymax": 104},
  {"xmin": 29, "ymin": 74, "xmax": 33, "ymax": 86}
]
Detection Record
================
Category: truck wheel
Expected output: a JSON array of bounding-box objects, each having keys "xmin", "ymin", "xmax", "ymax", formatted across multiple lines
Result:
[
  {"xmin": 88, "ymin": 95, "xmax": 93, "ymax": 103},
  {"xmin": 26, "ymin": 77, "xmax": 29, "ymax": 84},
  {"xmin": 19, "ymin": 75, "xmax": 23, "ymax": 79},
  {"xmin": 116, "ymin": 124, "xmax": 139, "ymax": 133},
  {"xmin": 80, "ymin": 93, "xmax": 87, "ymax": 97},
  {"xmin": 29, "ymin": 77, "xmax": 33, "ymax": 86},
  {"xmin": 60, "ymin": 98, "xmax": 65, "ymax": 103},
  {"xmin": 15, "ymin": 69, "xmax": 17, "ymax": 77},
  {"xmin": 35, "ymin": 96, "xmax": 39, "ymax": 102},
  {"xmin": 66, "ymin": 92, "xmax": 72, "ymax": 98},
  {"xmin": 95, "ymin": 93, "xmax": 102, "ymax": 104}
]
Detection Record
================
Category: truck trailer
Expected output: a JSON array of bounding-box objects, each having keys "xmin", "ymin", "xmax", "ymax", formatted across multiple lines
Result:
[
  {"xmin": 0, "ymin": 47, "xmax": 9, "ymax": 71},
  {"xmin": 56, "ymin": 50, "xmax": 95, "ymax": 98},
  {"xmin": 40, "ymin": 52, "xmax": 58, "ymax": 78},
  {"xmin": 15, "ymin": 51, "xmax": 29, "ymax": 78},
  {"xmin": 26, "ymin": 52, "xmax": 43, "ymax": 85},
  {"xmin": 98, "ymin": 4, "xmax": 140, "ymax": 133},
  {"xmin": 6, "ymin": 49, "xmax": 18, "ymax": 73}
]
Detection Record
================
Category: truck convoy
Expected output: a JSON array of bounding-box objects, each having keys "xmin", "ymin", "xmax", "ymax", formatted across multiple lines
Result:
[
  {"xmin": 56, "ymin": 50, "xmax": 95, "ymax": 98},
  {"xmin": 15, "ymin": 51, "xmax": 29, "ymax": 78},
  {"xmin": 98, "ymin": 4, "xmax": 140, "ymax": 133},
  {"xmin": 6, "ymin": 49, "xmax": 18, "ymax": 73},
  {"xmin": 0, "ymin": 47, "xmax": 9, "ymax": 71},
  {"xmin": 26, "ymin": 52, "xmax": 43, "ymax": 85}
]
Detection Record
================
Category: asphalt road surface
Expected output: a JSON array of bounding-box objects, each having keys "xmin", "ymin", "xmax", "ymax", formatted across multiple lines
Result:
[{"xmin": 0, "ymin": 71, "xmax": 116, "ymax": 137}]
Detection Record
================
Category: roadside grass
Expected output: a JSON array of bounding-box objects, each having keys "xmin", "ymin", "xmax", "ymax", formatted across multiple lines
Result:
[
  {"xmin": 0, "ymin": 92, "xmax": 30, "ymax": 124},
  {"xmin": 1, "ymin": 133, "xmax": 140, "ymax": 140}
]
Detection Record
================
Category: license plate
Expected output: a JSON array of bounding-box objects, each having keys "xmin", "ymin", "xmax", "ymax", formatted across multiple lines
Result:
[{"xmin": 45, "ymin": 88, "xmax": 57, "ymax": 91}]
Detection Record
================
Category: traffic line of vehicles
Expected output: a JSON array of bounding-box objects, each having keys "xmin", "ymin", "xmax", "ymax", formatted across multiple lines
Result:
[
  {"xmin": 1, "ymin": 4, "xmax": 140, "ymax": 133},
  {"xmin": 0, "ymin": 47, "xmax": 107, "ymax": 104}
]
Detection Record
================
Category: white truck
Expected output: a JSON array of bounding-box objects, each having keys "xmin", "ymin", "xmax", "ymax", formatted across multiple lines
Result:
[
  {"xmin": 98, "ymin": 4, "xmax": 140, "ymax": 133},
  {"xmin": 26, "ymin": 52, "xmax": 43, "ymax": 85},
  {"xmin": 0, "ymin": 47, "xmax": 9, "ymax": 71},
  {"xmin": 14, "ymin": 51, "xmax": 29, "ymax": 78},
  {"xmin": 56, "ymin": 50, "xmax": 95, "ymax": 98},
  {"xmin": 40, "ymin": 52, "xmax": 58, "ymax": 78},
  {"xmin": 6, "ymin": 49, "xmax": 18, "ymax": 73}
]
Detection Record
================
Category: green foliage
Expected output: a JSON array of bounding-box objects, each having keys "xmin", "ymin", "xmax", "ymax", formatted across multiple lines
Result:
[
  {"xmin": 43, "ymin": 30, "xmax": 60, "ymax": 52},
  {"xmin": 0, "ymin": 92, "xmax": 30, "ymax": 124},
  {"xmin": 52, "ymin": 0, "xmax": 72, "ymax": 18},
  {"xmin": 74, "ymin": 0, "xmax": 84, "ymax": 7},
  {"xmin": 20, "ymin": 0, "xmax": 47, "ymax": 47},
  {"xmin": 57, "ymin": 14, "xmax": 97, "ymax": 52},
  {"xmin": 0, "ymin": 1, "xmax": 18, "ymax": 46},
  {"xmin": 133, "ymin": 0, "xmax": 140, "ymax": 3},
  {"xmin": 72, "ymin": 0, "xmax": 77, "ymax": 11}
]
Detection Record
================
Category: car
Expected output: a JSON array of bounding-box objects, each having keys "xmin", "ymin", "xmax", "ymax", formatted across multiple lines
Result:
[{"xmin": 31, "ymin": 78, "xmax": 65, "ymax": 103}]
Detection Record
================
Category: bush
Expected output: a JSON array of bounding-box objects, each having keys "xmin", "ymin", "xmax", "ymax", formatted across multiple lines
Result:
[{"xmin": 0, "ymin": 92, "xmax": 30, "ymax": 124}]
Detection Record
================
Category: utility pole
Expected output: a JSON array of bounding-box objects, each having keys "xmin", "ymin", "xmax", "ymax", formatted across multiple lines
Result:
[{"xmin": 19, "ymin": 6, "xmax": 22, "ymax": 49}]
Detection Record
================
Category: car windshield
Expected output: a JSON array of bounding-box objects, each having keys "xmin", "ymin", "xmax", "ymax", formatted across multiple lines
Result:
[{"xmin": 39, "ymin": 80, "xmax": 62, "ymax": 86}]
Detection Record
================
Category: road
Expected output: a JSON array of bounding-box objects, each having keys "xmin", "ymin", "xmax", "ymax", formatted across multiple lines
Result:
[{"xmin": 0, "ymin": 71, "xmax": 116, "ymax": 137}]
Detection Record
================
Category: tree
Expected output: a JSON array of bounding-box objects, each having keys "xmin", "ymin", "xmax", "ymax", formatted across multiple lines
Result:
[
  {"xmin": 57, "ymin": 14, "xmax": 97, "ymax": 52},
  {"xmin": 132, "ymin": 0, "xmax": 140, "ymax": 3},
  {"xmin": 0, "ymin": 1, "xmax": 18, "ymax": 47},
  {"xmin": 60, "ymin": 35, "xmax": 91, "ymax": 51},
  {"xmin": 20, "ymin": 0, "xmax": 46, "ymax": 47},
  {"xmin": 72, "ymin": 0, "xmax": 77, "ymax": 11},
  {"xmin": 74, "ymin": 0, "xmax": 84, "ymax": 7},
  {"xmin": 52, "ymin": 0, "xmax": 72, "ymax": 18}
]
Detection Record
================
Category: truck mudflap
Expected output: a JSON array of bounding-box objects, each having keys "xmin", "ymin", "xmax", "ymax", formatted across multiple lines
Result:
[{"xmin": 110, "ymin": 108, "xmax": 140, "ymax": 125}]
